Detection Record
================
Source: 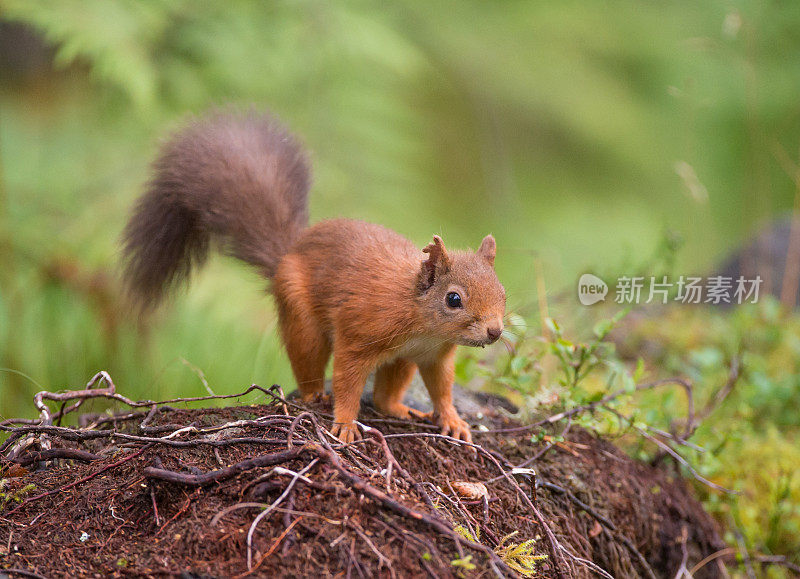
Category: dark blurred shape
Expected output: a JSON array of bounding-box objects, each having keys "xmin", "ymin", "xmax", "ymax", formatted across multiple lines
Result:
[
  {"xmin": 43, "ymin": 256, "xmax": 123, "ymax": 346},
  {"xmin": 717, "ymin": 215, "xmax": 800, "ymax": 308},
  {"xmin": 0, "ymin": 20, "xmax": 54, "ymax": 83}
]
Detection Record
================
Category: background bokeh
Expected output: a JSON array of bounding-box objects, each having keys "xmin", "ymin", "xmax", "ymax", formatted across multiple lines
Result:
[
  {"xmin": 3, "ymin": 1, "xmax": 799, "ymax": 414},
  {"xmin": 2, "ymin": 1, "xmax": 800, "ymax": 570}
]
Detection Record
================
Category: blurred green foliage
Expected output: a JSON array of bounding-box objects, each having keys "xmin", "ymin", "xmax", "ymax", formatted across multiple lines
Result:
[{"xmin": 3, "ymin": 0, "xmax": 800, "ymax": 407}]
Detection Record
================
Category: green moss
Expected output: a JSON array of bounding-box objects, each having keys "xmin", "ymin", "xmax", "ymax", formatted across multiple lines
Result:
[
  {"xmin": 465, "ymin": 297, "xmax": 800, "ymax": 575},
  {"xmin": 0, "ymin": 481, "xmax": 37, "ymax": 509}
]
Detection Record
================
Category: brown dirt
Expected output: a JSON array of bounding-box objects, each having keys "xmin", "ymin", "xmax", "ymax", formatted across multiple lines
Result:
[{"xmin": 0, "ymin": 393, "xmax": 725, "ymax": 578}]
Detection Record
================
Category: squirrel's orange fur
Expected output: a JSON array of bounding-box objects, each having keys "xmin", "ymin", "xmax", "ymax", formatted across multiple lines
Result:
[{"xmin": 122, "ymin": 109, "xmax": 506, "ymax": 443}]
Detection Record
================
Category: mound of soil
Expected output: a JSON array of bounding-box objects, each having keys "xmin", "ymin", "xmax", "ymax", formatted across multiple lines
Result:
[{"xmin": 0, "ymin": 389, "xmax": 725, "ymax": 578}]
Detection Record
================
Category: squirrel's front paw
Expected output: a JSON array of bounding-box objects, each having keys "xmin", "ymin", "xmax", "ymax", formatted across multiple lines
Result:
[
  {"xmin": 330, "ymin": 421, "xmax": 361, "ymax": 444},
  {"xmin": 435, "ymin": 411, "xmax": 472, "ymax": 443}
]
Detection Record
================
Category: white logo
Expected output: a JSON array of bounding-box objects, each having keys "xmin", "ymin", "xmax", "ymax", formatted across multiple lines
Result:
[{"xmin": 578, "ymin": 274, "xmax": 608, "ymax": 305}]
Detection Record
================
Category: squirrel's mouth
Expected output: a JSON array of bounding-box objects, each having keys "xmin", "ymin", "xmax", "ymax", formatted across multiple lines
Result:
[
  {"xmin": 462, "ymin": 330, "xmax": 504, "ymax": 347},
  {"xmin": 462, "ymin": 337, "xmax": 492, "ymax": 348}
]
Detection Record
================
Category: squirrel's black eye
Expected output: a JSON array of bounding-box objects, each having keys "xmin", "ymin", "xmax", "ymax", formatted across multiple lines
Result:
[{"xmin": 446, "ymin": 292, "xmax": 462, "ymax": 309}]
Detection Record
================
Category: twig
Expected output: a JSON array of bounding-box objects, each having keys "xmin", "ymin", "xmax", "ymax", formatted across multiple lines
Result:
[
  {"xmin": 3, "ymin": 420, "xmax": 290, "ymax": 449},
  {"xmin": 116, "ymin": 434, "xmax": 288, "ymax": 448},
  {"xmin": 363, "ymin": 427, "xmax": 434, "ymax": 506},
  {"xmin": 689, "ymin": 547, "xmax": 736, "ymax": 576},
  {"xmin": 733, "ymin": 526, "xmax": 756, "ymax": 579},
  {"xmin": 272, "ymin": 384, "xmax": 290, "ymax": 417},
  {"xmin": 33, "ymin": 374, "xmax": 276, "ymax": 422},
  {"xmin": 211, "ymin": 502, "xmax": 268, "ymax": 526},
  {"xmin": 310, "ymin": 443, "xmax": 516, "ymax": 578},
  {"xmin": 246, "ymin": 459, "xmax": 318, "ymax": 570},
  {"xmin": 482, "ymin": 376, "xmax": 697, "ymax": 436},
  {"xmin": 348, "ymin": 519, "xmax": 394, "ymax": 575},
  {"xmin": 234, "ymin": 516, "xmax": 303, "ymax": 579},
  {"xmin": 1, "ymin": 569, "xmax": 49, "ymax": 579},
  {"xmin": 143, "ymin": 446, "xmax": 310, "ymax": 486},
  {"xmin": 150, "ymin": 485, "xmax": 161, "ymax": 527},
  {"xmin": 557, "ymin": 545, "xmax": 614, "ymax": 579},
  {"xmin": 697, "ymin": 356, "xmax": 741, "ymax": 422},
  {"xmin": 753, "ymin": 554, "xmax": 800, "ymax": 574},
  {"xmin": 262, "ymin": 384, "xmax": 328, "ymax": 417},
  {"xmin": 1, "ymin": 376, "xmax": 287, "ymax": 460},
  {"xmin": 0, "ymin": 431, "xmax": 25, "ymax": 456},
  {"xmin": 376, "ymin": 431, "xmax": 572, "ymax": 577},
  {"xmin": 6, "ymin": 444, "xmax": 153, "ymax": 516},
  {"xmin": 156, "ymin": 489, "xmax": 201, "ymax": 534},
  {"xmin": 287, "ymin": 411, "xmax": 314, "ymax": 448},
  {"xmin": 345, "ymin": 536, "xmax": 368, "ymax": 579},
  {"xmin": 281, "ymin": 488, "xmax": 296, "ymax": 556},
  {"xmin": 673, "ymin": 526, "xmax": 690, "ymax": 579},
  {"xmin": 213, "ymin": 447, "xmax": 225, "ymax": 467},
  {"xmin": 3, "ymin": 448, "xmax": 100, "ymax": 467},
  {"xmin": 603, "ymin": 404, "xmax": 737, "ymax": 494}
]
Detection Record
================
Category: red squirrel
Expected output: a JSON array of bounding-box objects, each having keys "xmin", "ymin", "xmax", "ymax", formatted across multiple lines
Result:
[{"xmin": 122, "ymin": 109, "xmax": 506, "ymax": 443}]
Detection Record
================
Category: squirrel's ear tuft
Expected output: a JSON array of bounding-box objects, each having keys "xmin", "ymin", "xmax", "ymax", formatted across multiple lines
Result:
[
  {"xmin": 477, "ymin": 235, "xmax": 496, "ymax": 267},
  {"xmin": 419, "ymin": 235, "xmax": 451, "ymax": 291}
]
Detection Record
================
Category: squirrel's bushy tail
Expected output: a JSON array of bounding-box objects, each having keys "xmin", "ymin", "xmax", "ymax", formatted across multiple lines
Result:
[{"xmin": 121, "ymin": 109, "xmax": 311, "ymax": 310}]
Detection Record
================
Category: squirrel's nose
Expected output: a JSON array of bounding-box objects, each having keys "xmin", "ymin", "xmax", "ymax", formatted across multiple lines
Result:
[{"xmin": 487, "ymin": 327, "xmax": 503, "ymax": 342}]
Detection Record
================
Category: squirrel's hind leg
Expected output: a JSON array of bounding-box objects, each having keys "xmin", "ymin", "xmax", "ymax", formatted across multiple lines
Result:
[
  {"xmin": 286, "ymin": 336, "xmax": 330, "ymax": 402},
  {"xmin": 283, "ymin": 325, "xmax": 331, "ymax": 402},
  {"xmin": 276, "ymin": 305, "xmax": 330, "ymax": 402},
  {"xmin": 274, "ymin": 257, "xmax": 331, "ymax": 402},
  {"xmin": 373, "ymin": 359, "xmax": 428, "ymax": 420}
]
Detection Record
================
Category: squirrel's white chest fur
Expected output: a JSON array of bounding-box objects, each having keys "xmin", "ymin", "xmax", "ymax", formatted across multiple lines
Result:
[{"xmin": 388, "ymin": 335, "xmax": 446, "ymax": 366}]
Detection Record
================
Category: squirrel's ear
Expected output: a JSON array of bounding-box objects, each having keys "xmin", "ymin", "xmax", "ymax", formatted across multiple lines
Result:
[
  {"xmin": 419, "ymin": 235, "xmax": 451, "ymax": 291},
  {"xmin": 477, "ymin": 235, "xmax": 496, "ymax": 267}
]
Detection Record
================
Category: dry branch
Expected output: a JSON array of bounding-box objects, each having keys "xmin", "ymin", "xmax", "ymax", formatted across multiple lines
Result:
[
  {"xmin": 143, "ymin": 446, "xmax": 310, "ymax": 486},
  {"xmin": 2, "ymin": 448, "xmax": 100, "ymax": 467}
]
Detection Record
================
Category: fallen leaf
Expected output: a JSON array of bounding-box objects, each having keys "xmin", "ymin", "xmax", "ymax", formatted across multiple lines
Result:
[
  {"xmin": 451, "ymin": 481, "xmax": 489, "ymax": 500},
  {"xmin": 589, "ymin": 521, "xmax": 602, "ymax": 538}
]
